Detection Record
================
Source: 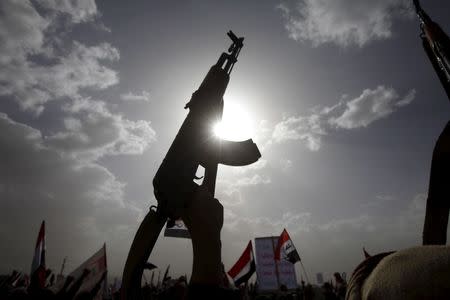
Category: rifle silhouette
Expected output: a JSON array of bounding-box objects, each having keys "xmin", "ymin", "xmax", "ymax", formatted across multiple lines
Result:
[
  {"xmin": 413, "ymin": 0, "xmax": 450, "ymax": 100},
  {"xmin": 121, "ymin": 31, "xmax": 261, "ymax": 299},
  {"xmin": 413, "ymin": 1, "xmax": 450, "ymax": 245}
]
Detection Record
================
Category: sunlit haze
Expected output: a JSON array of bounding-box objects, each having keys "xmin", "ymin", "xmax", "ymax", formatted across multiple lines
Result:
[{"xmin": 213, "ymin": 101, "xmax": 255, "ymax": 141}]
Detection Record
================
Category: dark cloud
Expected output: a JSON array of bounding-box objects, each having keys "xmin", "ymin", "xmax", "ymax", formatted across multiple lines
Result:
[
  {"xmin": 0, "ymin": 113, "xmax": 140, "ymax": 273},
  {"xmin": 0, "ymin": 0, "xmax": 156, "ymax": 275}
]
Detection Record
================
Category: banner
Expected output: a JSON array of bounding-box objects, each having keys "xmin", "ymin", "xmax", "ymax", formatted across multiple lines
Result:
[{"xmin": 254, "ymin": 237, "xmax": 297, "ymax": 290}]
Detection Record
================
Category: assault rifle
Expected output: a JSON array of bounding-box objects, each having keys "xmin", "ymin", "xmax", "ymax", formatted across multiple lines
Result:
[
  {"xmin": 121, "ymin": 31, "xmax": 261, "ymax": 299},
  {"xmin": 413, "ymin": 0, "xmax": 450, "ymax": 245},
  {"xmin": 413, "ymin": 0, "xmax": 450, "ymax": 100},
  {"xmin": 154, "ymin": 31, "xmax": 261, "ymax": 229}
]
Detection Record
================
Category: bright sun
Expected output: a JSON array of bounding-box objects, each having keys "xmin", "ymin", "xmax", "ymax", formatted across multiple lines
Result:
[{"xmin": 213, "ymin": 101, "xmax": 254, "ymax": 141}]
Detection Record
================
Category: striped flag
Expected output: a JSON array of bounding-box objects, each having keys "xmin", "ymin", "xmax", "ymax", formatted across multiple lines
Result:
[
  {"xmin": 30, "ymin": 220, "xmax": 46, "ymax": 288},
  {"xmin": 274, "ymin": 229, "xmax": 301, "ymax": 264},
  {"xmin": 227, "ymin": 241, "xmax": 256, "ymax": 286},
  {"xmin": 69, "ymin": 243, "xmax": 107, "ymax": 300}
]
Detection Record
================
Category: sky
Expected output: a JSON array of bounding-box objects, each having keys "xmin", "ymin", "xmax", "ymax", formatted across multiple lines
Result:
[{"xmin": 1, "ymin": 0, "xmax": 449, "ymax": 283}]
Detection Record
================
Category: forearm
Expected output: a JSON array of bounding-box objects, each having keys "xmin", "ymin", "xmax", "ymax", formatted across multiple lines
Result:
[
  {"xmin": 181, "ymin": 188, "xmax": 224, "ymax": 286},
  {"xmin": 190, "ymin": 234, "xmax": 222, "ymax": 285}
]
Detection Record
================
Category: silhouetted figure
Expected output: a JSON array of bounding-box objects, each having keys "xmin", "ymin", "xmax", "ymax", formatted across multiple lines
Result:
[
  {"xmin": 423, "ymin": 121, "xmax": 450, "ymax": 244},
  {"xmin": 121, "ymin": 30, "xmax": 261, "ymax": 300},
  {"xmin": 303, "ymin": 284, "xmax": 314, "ymax": 300},
  {"xmin": 333, "ymin": 272, "xmax": 346, "ymax": 299},
  {"xmin": 322, "ymin": 282, "xmax": 338, "ymax": 300}
]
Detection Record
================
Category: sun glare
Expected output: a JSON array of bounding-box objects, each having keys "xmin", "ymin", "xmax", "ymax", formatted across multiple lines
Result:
[{"xmin": 213, "ymin": 101, "xmax": 254, "ymax": 141}]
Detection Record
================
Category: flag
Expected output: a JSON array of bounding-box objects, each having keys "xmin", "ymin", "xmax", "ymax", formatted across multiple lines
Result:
[
  {"xmin": 227, "ymin": 241, "xmax": 256, "ymax": 286},
  {"xmin": 164, "ymin": 219, "xmax": 190, "ymax": 238},
  {"xmin": 30, "ymin": 220, "xmax": 46, "ymax": 288},
  {"xmin": 144, "ymin": 262, "xmax": 157, "ymax": 271},
  {"xmin": 274, "ymin": 229, "xmax": 301, "ymax": 264},
  {"xmin": 68, "ymin": 243, "xmax": 107, "ymax": 300}
]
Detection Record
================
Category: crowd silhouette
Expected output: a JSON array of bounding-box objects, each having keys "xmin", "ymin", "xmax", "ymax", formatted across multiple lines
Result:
[{"xmin": 1, "ymin": 267, "xmax": 351, "ymax": 300}]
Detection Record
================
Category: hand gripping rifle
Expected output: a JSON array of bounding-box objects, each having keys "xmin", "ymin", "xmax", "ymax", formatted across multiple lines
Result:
[
  {"xmin": 413, "ymin": 0, "xmax": 450, "ymax": 100},
  {"xmin": 121, "ymin": 31, "xmax": 261, "ymax": 299}
]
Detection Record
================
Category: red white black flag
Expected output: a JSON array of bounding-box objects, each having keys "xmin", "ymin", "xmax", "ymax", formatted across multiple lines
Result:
[
  {"xmin": 69, "ymin": 243, "xmax": 107, "ymax": 300},
  {"xmin": 227, "ymin": 241, "xmax": 256, "ymax": 286},
  {"xmin": 274, "ymin": 229, "xmax": 301, "ymax": 264},
  {"xmin": 30, "ymin": 220, "xmax": 46, "ymax": 288}
]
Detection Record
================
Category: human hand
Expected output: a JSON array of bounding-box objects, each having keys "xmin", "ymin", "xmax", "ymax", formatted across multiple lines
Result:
[{"xmin": 181, "ymin": 186, "xmax": 223, "ymax": 285}]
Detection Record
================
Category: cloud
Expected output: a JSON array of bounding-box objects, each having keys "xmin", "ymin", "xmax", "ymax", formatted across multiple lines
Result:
[
  {"xmin": 35, "ymin": 0, "xmax": 98, "ymax": 23},
  {"xmin": 36, "ymin": 41, "xmax": 119, "ymax": 94},
  {"xmin": 272, "ymin": 86, "xmax": 415, "ymax": 151},
  {"xmin": 217, "ymin": 174, "xmax": 271, "ymax": 206},
  {"xmin": 0, "ymin": 0, "xmax": 158, "ymax": 275},
  {"xmin": 0, "ymin": 0, "xmax": 49, "ymax": 61},
  {"xmin": 376, "ymin": 194, "xmax": 395, "ymax": 201},
  {"xmin": 120, "ymin": 91, "xmax": 151, "ymax": 102},
  {"xmin": 46, "ymin": 98, "xmax": 156, "ymax": 161},
  {"xmin": 0, "ymin": 0, "xmax": 119, "ymax": 114},
  {"xmin": 329, "ymin": 86, "xmax": 416, "ymax": 129},
  {"xmin": 232, "ymin": 159, "xmax": 267, "ymax": 174},
  {"xmin": 279, "ymin": 159, "xmax": 293, "ymax": 171},
  {"xmin": 361, "ymin": 194, "xmax": 396, "ymax": 209},
  {"xmin": 235, "ymin": 174, "xmax": 271, "ymax": 186},
  {"xmin": 0, "ymin": 113, "xmax": 141, "ymax": 274},
  {"xmin": 222, "ymin": 192, "xmax": 429, "ymax": 280},
  {"xmin": 277, "ymin": 0, "xmax": 412, "ymax": 47},
  {"xmin": 224, "ymin": 210, "xmax": 312, "ymax": 236},
  {"xmin": 272, "ymin": 114, "xmax": 326, "ymax": 151}
]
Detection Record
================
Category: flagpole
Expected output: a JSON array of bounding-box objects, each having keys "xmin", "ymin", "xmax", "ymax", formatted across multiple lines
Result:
[
  {"xmin": 299, "ymin": 260, "xmax": 310, "ymax": 284},
  {"xmin": 157, "ymin": 270, "xmax": 161, "ymax": 288},
  {"xmin": 271, "ymin": 236, "xmax": 280, "ymax": 289},
  {"xmin": 59, "ymin": 256, "xmax": 67, "ymax": 276}
]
